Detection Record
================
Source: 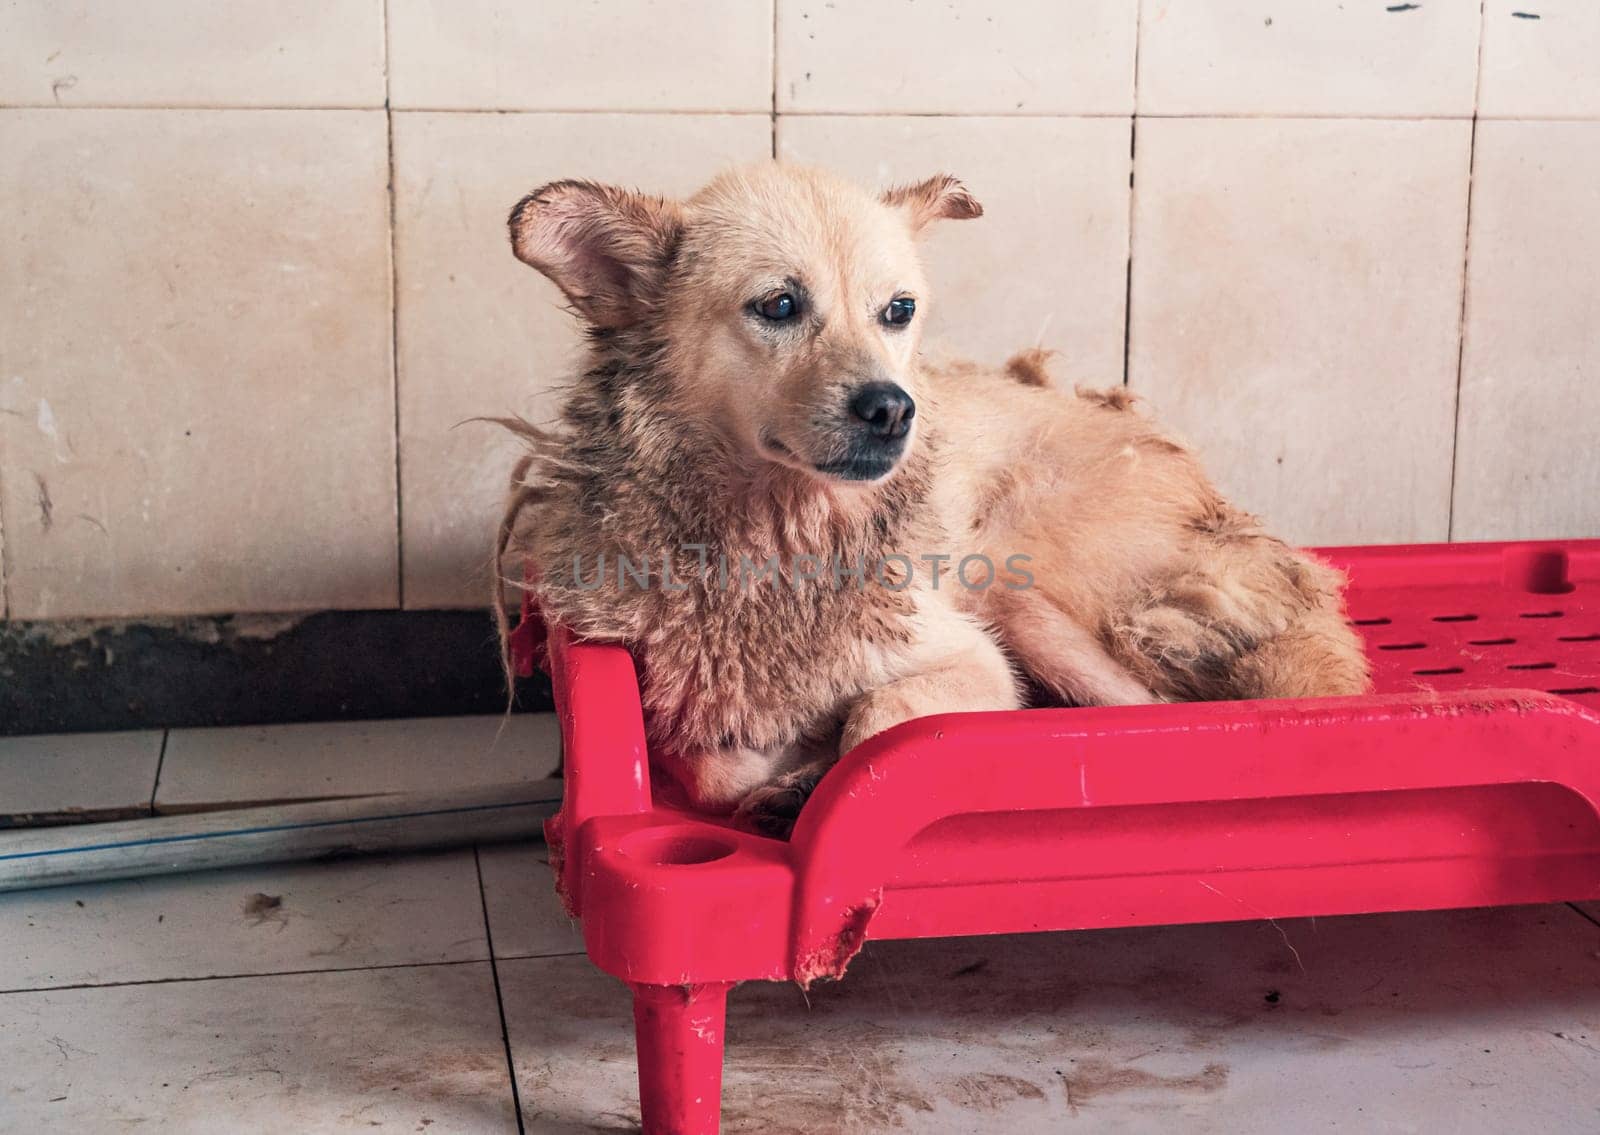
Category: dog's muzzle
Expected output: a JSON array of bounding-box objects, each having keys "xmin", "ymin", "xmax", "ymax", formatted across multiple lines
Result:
[{"xmin": 814, "ymin": 382, "xmax": 915, "ymax": 481}]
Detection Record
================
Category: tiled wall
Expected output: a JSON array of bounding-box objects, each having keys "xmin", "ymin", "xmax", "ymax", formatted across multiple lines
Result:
[{"xmin": 1, "ymin": 2, "xmax": 1595, "ymax": 620}]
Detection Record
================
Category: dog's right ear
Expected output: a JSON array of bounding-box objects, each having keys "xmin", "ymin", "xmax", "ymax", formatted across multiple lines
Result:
[
  {"xmin": 508, "ymin": 180, "xmax": 683, "ymax": 330},
  {"xmin": 882, "ymin": 174, "xmax": 983, "ymax": 236}
]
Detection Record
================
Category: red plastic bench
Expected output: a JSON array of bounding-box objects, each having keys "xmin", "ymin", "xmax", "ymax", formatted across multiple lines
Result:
[{"xmin": 515, "ymin": 539, "xmax": 1600, "ymax": 1134}]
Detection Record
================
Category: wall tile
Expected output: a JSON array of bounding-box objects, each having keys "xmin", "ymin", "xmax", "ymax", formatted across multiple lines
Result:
[
  {"xmin": 1138, "ymin": 0, "xmax": 1481, "ymax": 118},
  {"xmin": 0, "ymin": 1, "xmax": 384, "ymax": 108},
  {"xmin": 1127, "ymin": 118, "xmax": 1471, "ymax": 546},
  {"xmin": 0, "ymin": 110, "xmax": 396, "ymax": 619},
  {"xmin": 777, "ymin": 0, "xmax": 1136, "ymax": 114},
  {"xmin": 392, "ymin": 112, "xmax": 771, "ymax": 608},
  {"xmin": 1453, "ymin": 122, "xmax": 1600, "ymax": 540},
  {"xmin": 778, "ymin": 115, "xmax": 1132, "ymax": 381},
  {"xmin": 387, "ymin": 0, "xmax": 773, "ymax": 112},
  {"xmin": 1479, "ymin": 2, "xmax": 1600, "ymax": 119}
]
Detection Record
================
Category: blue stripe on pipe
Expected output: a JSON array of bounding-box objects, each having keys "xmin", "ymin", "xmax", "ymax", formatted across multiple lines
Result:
[{"xmin": 0, "ymin": 798, "xmax": 554, "ymax": 862}]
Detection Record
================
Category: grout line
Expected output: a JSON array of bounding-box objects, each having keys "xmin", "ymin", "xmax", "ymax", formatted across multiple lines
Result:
[
  {"xmin": 382, "ymin": 0, "xmax": 405, "ymax": 608},
  {"xmin": 11, "ymin": 104, "xmax": 1585, "ymax": 122},
  {"xmin": 750, "ymin": 109, "xmax": 1483, "ymax": 122},
  {"xmin": 1120, "ymin": 118, "xmax": 1137, "ymax": 388},
  {"xmin": 147, "ymin": 729, "xmax": 170, "ymax": 813},
  {"xmin": 1446, "ymin": 1, "xmax": 1489, "ymax": 542},
  {"xmin": 769, "ymin": 0, "xmax": 779, "ymax": 158},
  {"xmin": 0, "ymin": 439, "xmax": 10, "ymax": 619},
  {"xmin": 1568, "ymin": 902, "xmax": 1600, "ymax": 930},
  {"xmin": 1121, "ymin": 0, "xmax": 1143, "ymax": 388},
  {"xmin": 487, "ymin": 948, "xmax": 587, "ymax": 963},
  {"xmin": 475, "ymin": 846, "xmax": 528, "ymax": 1134},
  {"xmin": 0, "ymin": 956, "xmax": 486, "ymax": 997},
  {"xmin": 0, "ymin": 102, "xmax": 388, "ymax": 112},
  {"xmin": 0, "ymin": 103, "xmax": 774, "ymax": 116}
]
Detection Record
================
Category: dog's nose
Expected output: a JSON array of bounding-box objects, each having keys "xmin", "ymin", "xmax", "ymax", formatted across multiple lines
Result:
[{"xmin": 849, "ymin": 383, "xmax": 915, "ymax": 441}]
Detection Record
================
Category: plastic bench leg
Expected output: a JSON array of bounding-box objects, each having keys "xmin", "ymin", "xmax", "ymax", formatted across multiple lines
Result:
[{"xmin": 632, "ymin": 981, "xmax": 734, "ymax": 1135}]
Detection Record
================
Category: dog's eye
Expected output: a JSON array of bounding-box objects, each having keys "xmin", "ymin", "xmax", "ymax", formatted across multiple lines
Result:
[
  {"xmin": 882, "ymin": 297, "xmax": 916, "ymax": 327},
  {"xmin": 753, "ymin": 292, "xmax": 798, "ymax": 322}
]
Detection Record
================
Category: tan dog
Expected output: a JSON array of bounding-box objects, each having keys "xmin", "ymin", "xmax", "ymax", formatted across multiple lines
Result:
[{"xmin": 496, "ymin": 164, "xmax": 1369, "ymax": 836}]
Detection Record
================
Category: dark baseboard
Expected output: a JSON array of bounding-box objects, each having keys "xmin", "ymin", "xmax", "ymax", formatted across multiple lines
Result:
[{"xmin": 0, "ymin": 609, "xmax": 554, "ymax": 736}]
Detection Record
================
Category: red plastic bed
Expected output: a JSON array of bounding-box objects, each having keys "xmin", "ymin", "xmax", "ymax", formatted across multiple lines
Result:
[{"xmin": 513, "ymin": 539, "xmax": 1600, "ymax": 1135}]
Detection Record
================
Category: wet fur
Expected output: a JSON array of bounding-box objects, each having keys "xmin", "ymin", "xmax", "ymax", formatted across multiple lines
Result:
[
  {"xmin": 496, "ymin": 164, "xmax": 1369, "ymax": 834},
  {"xmin": 929, "ymin": 359, "xmax": 1370, "ymax": 705}
]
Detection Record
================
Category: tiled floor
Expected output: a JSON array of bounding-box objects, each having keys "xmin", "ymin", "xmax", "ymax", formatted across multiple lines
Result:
[
  {"xmin": 0, "ymin": 714, "xmax": 562, "ymax": 825},
  {"xmin": 4, "ymin": 717, "xmax": 1599, "ymax": 1130},
  {"xmin": 1, "ymin": 836, "xmax": 1597, "ymax": 1131}
]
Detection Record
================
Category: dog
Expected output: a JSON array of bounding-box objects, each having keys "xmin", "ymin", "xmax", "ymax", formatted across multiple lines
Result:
[{"xmin": 495, "ymin": 164, "xmax": 1370, "ymax": 836}]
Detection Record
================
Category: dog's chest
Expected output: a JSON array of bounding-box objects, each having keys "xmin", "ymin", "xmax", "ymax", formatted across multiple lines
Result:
[{"xmin": 633, "ymin": 551, "xmax": 915, "ymax": 753}]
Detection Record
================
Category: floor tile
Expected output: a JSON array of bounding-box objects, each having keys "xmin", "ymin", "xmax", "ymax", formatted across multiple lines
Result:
[
  {"xmin": 0, "ymin": 1, "xmax": 385, "ymax": 108},
  {"xmin": 0, "ymin": 849, "xmax": 487, "ymax": 992},
  {"xmin": 0, "ymin": 729, "xmax": 162, "ymax": 825},
  {"xmin": 1137, "ymin": 0, "xmax": 1481, "ymax": 117},
  {"xmin": 1453, "ymin": 121, "xmax": 1600, "ymax": 541},
  {"xmin": 478, "ymin": 841, "xmax": 583, "ymax": 960},
  {"xmin": 391, "ymin": 111, "xmax": 770, "ymax": 608},
  {"xmin": 1479, "ymin": 1, "xmax": 1600, "ymax": 120},
  {"xmin": 501, "ymin": 905, "xmax": 1600, "ymax": 1132},
  {"xmin": 0, "ymin": 109, "xmax": 396, "ymax": 619},
  {"xmin": 155, "ymin": 713, "xmax": 561, "ymax": 811},
  {"xmin": 1127, "ymin": 117, "xmax": 1471, "ymax": 546},
  {"xmin": 776, "ymin": 0, "xmax": 1136, "ymax": 114},
  {"xmin": 387, "ymin": 0, "xmax": 772, "ymax": 111},
  {"xmin": 0, "ymin": 962, "xmax": 516, "ymax": 1132},
  {"xmin": 777, "ymin": 115, "xmax": 1132, "ymax": 380}
]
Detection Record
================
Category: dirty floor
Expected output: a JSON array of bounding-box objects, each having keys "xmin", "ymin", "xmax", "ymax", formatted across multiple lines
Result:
[
  {"xmin": 1, "ymin": 834, "xmax": 1597, "ymax": 1132},
  {"xmin": 3, "ymin": 719, "xmax": 1599, "ymax": 1131}
]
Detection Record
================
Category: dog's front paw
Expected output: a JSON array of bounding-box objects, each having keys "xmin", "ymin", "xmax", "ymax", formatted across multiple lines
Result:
[
  {"xmin": 732, "ymin": 768, "xmax": 825, "ymax": 840},
  {"xmin": 840, "ymin": 688, "xmax": 923, "ymax": 755}
]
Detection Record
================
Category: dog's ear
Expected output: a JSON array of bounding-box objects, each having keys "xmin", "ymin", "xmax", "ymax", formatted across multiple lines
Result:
[
  {"xmin": 508, "ymin": 180, "xmax": 684, "ymax": 329},
  {"xmin": 882, "ymin": 174, "xmax": 983, "ymax": 235}
]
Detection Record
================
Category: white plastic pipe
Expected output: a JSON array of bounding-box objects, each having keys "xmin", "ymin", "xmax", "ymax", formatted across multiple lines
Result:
[{"xmin": 0, "ymin": 781, "xmax": 562, "ymax": 892}]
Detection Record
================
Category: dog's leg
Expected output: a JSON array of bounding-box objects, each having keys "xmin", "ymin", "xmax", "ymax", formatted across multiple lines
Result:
[
  {"xmin": 841, "ymin": 609, "xmax": 1023, "ymax": 754},
  {"xmin": 733, "ymin": 759, "xmax": 833, "ymax": 839},
  {"xmin": 659, "ymin": 743, "xmax": 799, "ymax": 813},
  {"xmin": 1235, "ymin": 605, "xmax": 1372, "ymax": 699},
  {"xmin": 998, "ymin": 588, "xmax": 1159, "ymax": 706},
  {"xmin": 1111, "ymin": 537, "xmax": 1370, "ymax": 701},
  {"xmin": 736, "ymin": 613, "xmax": 1022, "ymax": 839}
]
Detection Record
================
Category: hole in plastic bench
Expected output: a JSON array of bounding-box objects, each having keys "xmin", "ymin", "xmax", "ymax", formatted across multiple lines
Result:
[
  {"xmin": 1352, "ymin": 616, "xmax": 1392, "ymax": 626},
  {"xmin": 1414, "ymin": 666, "xmax": 1465, "ymax": 676},
  {"xmin": 1469, "ymin": 637, "xmax": 1516, "ymax": 646},
  {"xmin": 1520, "ymin": 610, "xmax": 1564, "ymax": 619},
  {"xmin": 618, "ymin": 827, "xmax": 739, "ymax": 866},
  {"xmin": 1508, "ymin": 661, "xmax": 1557, "ymax": 671},
  {"xmin": 1503, "ymin": 547, "xmax": 1575, "ymax": 595},
  {"xmin": 1558, "ymin": 633, "xmax": 1600, "ymax": 643},
  {"xmin": 1551, "ymin": 686, "xmax": 1600, "ymax": 696},
  {"xmin": 1432, "ymin": 613, "xmax": 1478, "ymax": 623},
  {"xmin": 1378, "ymin": 642, "xmax": 1428, "ymax": 651}
]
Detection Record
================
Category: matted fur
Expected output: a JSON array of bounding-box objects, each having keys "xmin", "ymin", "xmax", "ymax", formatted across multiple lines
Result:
[
  {"xmin": 927, "ymin": 361, "xmax": 1370, "ymax": 704},
  {"xmin": 495, "ymin": 164, "xmax": 1369, "ymax": 833}
]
